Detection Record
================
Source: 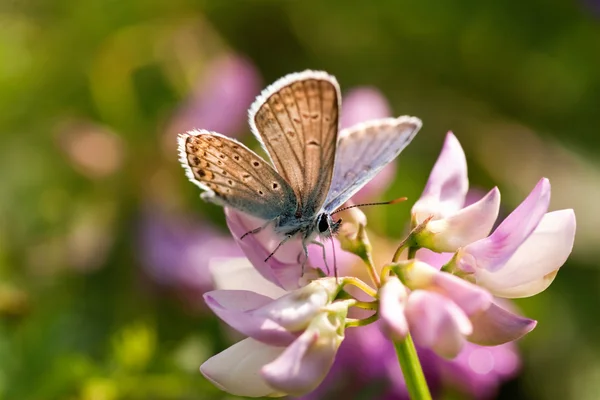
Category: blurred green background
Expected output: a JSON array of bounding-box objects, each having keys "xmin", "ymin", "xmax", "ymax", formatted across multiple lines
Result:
[{"xmin": 1, "ymin": 0, "xmax": 599, "ymax": 399}]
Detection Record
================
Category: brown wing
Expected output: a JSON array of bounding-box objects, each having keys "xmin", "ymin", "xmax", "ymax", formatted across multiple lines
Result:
[
  {"xmin": 249, "ymin": 70, "xmax": 340, "ymax": 216},
  {"xmin": 178, "ymin": 130, "xmax": 297, "ymax": 221}
]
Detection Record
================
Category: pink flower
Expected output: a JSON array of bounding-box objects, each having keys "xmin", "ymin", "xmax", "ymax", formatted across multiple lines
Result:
[
  {"xmin": 380, "ymin": 260, "xmax": 534, "ymax": 359},
  {"xmin": 411, "ymin": 132, "xmax": 501, "ymax": 252},
  {"xmin": 200, "ymin": 258, "xmax": 349, "ymax": 397},
  {"xmin": 452, "ymin": 178, "xmax": 576, "ymax": 298},
  {"xmin": 380, "ymin": 261, "xmax": 524, "ymax": 359}
]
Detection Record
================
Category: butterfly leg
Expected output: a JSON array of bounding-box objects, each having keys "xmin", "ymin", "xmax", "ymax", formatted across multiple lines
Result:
[
  {"xmin": 265, "ymin": 234, "xmax": 293, "ymax": 263},
  {"xmin": 299, "ymin": 241, "xmax": 310, "ymax": 277},
  {"xmin": 240, "ymin": 219, "xmax": 274, "ymax": 240},
  {"xmin": 309, "ymin": 240, "xmax": 330, "ymax": 276}
]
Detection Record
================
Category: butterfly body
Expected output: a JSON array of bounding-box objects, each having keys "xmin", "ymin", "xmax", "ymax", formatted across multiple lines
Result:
[{"xmin": 178, "ymin": 70, "xmax": 421, "ymax": 266}]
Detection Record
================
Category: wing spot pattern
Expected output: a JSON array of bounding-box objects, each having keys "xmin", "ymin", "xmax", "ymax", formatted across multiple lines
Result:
[
  {"xmin": 252, "ymin": 161, "xmax": 260, "ymax": 167},
  {"xmin": 196, "ymin": 169, "xmax": 214, "ymax": 180},
  {"xmin": 234, "ymin": 155, "xmax": 240, "ymax": 161},
  {"xmin": 272, "ymin": 183, "xmax": 279, "ymax": 189},
  {"xmin": 307, "ymin": 140, "xmax": 320, "ymax": 147}
]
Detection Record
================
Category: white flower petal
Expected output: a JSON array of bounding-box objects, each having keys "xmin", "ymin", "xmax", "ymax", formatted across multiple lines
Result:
[
  {"xmin": 200, "ymin": 338, "xmax": 286, "ymax": 398},
  {"xmin": 474, "ymin": 209, "xmax": 576, "ymax": 298},
  {"xmin": 418, "ymin": 187, "xmax": 501, "ymax": 252},
  {"xmin": 210, "ymin": 257, "xmax": 287, "ymax": 298}
]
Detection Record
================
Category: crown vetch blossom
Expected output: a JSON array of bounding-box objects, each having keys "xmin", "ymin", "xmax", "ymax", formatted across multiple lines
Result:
[
  {"xmin": 380, "ymin": 260, "xmax": 535, "ymax": 358},
  {"xmin": 449, "ymin": 177, "xmax": 576, "ymax": 298},
  {"xmin": 411, "ymin": 132, "xmax": 501, "ymax": 253},
  {"xmin": 200, "ymin": 258, "xmax": 351, "ymax": 397},
  {"xmin": 188, "ymin": 78, "xmax": 576, "ymax": 398}
]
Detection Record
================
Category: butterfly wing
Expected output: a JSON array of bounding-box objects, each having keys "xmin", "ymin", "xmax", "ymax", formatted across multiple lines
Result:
[
  {"xmin": 323, "ymin": 116, "xmax": 422, "ymax": 213},
  {"xmin": 178, "ymin": 130, "xmax": 297, "ymax": 221},
  {"xmin": 249, "ymin": 70, "xmax": 340, "ymax": 217}
]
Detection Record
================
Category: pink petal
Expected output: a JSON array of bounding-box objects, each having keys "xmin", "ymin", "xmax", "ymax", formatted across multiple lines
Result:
[
  {"xmin": 226, "ymin": 208, "xmax": 313, "ymax": 290},
  {"xmin": 204, "ymin": 290, "xmax": 297, "ymax": 346},
  {"xmin": 429, "ymin": 271, "xmax": 493, "ymax": 317},
  {"xmin": 416, "ymin": 248, "xmax": 454, "ymax": 270},
  {"xmin": 461, "ymin": 178, "xmax": 551, "ymax": 273},
  {"xmin": 340, "ymin": 87, "xmax": 391, "ymax": 129},
  {"xmin": 379, "ymin": 277, "xmax": 409, "ymax": 340},
  {"xmin": 403, "ymin": 261, "xmax": 492, "ymax": 316},
  {"xmin": 421, "ymin": 187, "xmax": 500, "ymax": 252},
  {"xmin": 204, "ymin": 280, "xmax": 336, "ymax": 346},
  {"xmin": 468, "ymin": 302, "xmax": 537, "ymax": 346},
  {"xmin": 412, "ymin": 132, "xmax": 468, "ymax": 223},
  {"xmin": 200, "ymin": 338, "xmax": 285, "ymax": 397},
  {"xmin": 473, "ymin": 209, "xmax": 576, "ymax": 298},
  {"xmin": 261, "ymin": 313, "xmax": 344, "ymax": 396},
  {"xmin": 405, "ymin": 290, "xmax": 472, "ymax": 359}
]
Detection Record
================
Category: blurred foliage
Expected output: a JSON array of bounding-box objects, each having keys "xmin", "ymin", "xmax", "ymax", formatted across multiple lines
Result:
[{"xmin": 0, "ymin": 0, "xmax": 599, "ymax": 399}]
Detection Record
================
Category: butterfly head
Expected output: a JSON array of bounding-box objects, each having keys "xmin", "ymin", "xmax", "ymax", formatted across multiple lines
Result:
[{"xmin": 316, "ymin": 213, "xmax": 342, "ymax": 239}]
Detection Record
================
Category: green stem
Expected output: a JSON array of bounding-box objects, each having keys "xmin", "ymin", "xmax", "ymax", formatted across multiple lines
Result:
[
  {"xmin": 394, "ymin": 333, "xmax": 432, "ymax": 400},
  {"xmin": 352, "ymin": 300, "xmax": 379, "ymax": 310},
  {"xmin": 407, "ymin": 246, "xmax": 418, "ymax": 259},
  {"xmin": 345, "ymin": 312, "xmax": 378, "ymax": 328},
  {"xmin": 363, "ymin": 252, "xmax": 381, "ymax": 288},
  {"xmin": 341, "ymin": 277, "xmax": 377, "ymax": 299},
  {"xmin": 392, "ymin": 239, "xmax": 409, "ymax": 263}
]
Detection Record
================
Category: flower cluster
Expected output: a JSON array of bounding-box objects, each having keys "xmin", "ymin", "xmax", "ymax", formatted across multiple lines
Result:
[
  {"xmin": 198, "ymin": 130, "xmax": 575, "ymax": 398},
  {"xmin": 183, "ymin": 78, "xmax": 577, "ymax": 398}
]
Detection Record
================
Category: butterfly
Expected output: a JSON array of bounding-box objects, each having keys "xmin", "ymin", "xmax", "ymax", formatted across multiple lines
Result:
[{"xmin": 178, "ymin": 70, "xmax": 421, "ymax": 272}]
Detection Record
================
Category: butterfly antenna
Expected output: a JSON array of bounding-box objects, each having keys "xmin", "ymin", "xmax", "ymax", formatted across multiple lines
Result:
[
  {"xmin": 241, "ymin": 219, "xmax": 273, "ymax": 240},
  {"xmin": 332, "ymin": 197, "xmax": 408, "ymax": 215}
]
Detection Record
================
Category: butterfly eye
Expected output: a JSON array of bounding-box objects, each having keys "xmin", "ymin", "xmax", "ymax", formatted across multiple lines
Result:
[{"xmin": 317, "ymin": 214, "xmax": 329, "ymax": 233}]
